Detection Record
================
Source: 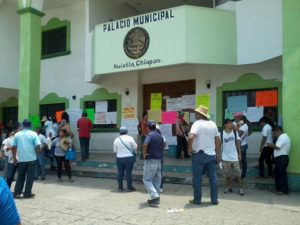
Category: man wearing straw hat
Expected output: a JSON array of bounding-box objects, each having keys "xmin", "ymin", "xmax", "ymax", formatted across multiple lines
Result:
[{"xmin": 188, "ymin": 105, "xmax": 221, "ymax": 205}]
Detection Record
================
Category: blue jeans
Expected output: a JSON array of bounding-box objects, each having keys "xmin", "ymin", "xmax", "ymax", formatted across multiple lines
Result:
[
  {"xmin": 6, "ymin": 163, "xmax": 18, "ymax": 188},
  {"xmin": 192, "ymin": 152, "xmax": 218, "ymax": 204},
  {"xmin": 14, "ymin": 160, "xmax": 37, "ymax": 196},
  {"xmin": 35, "ymin": 151, "xmax": 46, "ymax": 178},
  {"xmin": 116, "ymin": 156, "xmax": 135, "ymax": 189},
  {"xmin": 143, "ymin": 159, "xmax": 162, "ymax": 200},
  {"xmin": 79, "ymin": 137, "xmax": 90, "ymax": 160},
  {"xmin": 241, "ymin": 144, "xmax": 248, "ymax": 179}
]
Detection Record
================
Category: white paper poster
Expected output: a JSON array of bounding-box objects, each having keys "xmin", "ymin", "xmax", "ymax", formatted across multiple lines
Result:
[
  {"xmin": 182, "ymin": 95, "xmax": 196, "ymax": 109},
  {"xmin": 94, "ymin": 112, "xmax": 106, "ymax": 124},
  {"xmin": 166, "ymin": 97, "xmax": 182, "ymax": 112},
  {"xmin": 165, "ymin": 136, "xmax": 177, "ymax": 146},
  {"xmin": 246, "ymin": 106, "xmax": 264, "ymax": 122},
  {"xmin": 121, "ymin": 119, "xmax": 139, "ymax": 135},
  {"xmin": 95, "ymin": 101, "xmax": 108, "ymax": 112},
  {"xmin": 66, "ymin": 108, "xmax": 82, "ymax": 127},
  {"xmin": 159, "ymin": 124, "xmax": 173, "ymax": 138},
  {"xmin": 106, "ymin": 112, "xmax": 117, "ymax": 124}
]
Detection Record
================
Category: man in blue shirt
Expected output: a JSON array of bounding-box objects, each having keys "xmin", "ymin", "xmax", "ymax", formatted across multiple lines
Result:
[
  {"xmin": 143, "ymin": 121, "xmax": 164, "ymax": 206},
  {"xmin": 12, "ymin": 119, "xmax": 41, "ymax": 199},
  {"xmin": 0, "ymin": 177, "xmax": 21, "ymax": 225}
]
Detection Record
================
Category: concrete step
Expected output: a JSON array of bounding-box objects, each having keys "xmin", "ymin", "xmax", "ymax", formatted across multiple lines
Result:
[{"xmin": 48, "ymin": 165, "xmax": 275, "ymax": 190}]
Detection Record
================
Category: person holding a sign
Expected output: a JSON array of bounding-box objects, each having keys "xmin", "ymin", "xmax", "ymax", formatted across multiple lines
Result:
[{"xmin": 176, "ymin": 111, "xmax": 189, "ymax": 159}]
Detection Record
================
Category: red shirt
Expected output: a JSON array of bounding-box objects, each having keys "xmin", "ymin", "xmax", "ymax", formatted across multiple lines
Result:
[{"xmin": 77, "ymin": 117, "xmax": 92, "ymax": 138}]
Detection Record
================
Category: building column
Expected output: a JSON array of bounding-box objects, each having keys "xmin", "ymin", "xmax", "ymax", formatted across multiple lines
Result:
[
  {"xmin": 17, "ymin": 1, "xmax": 45, "ymax": 121},
  {"xmin": 283, "ymin": 0, "xmax": 300, "ymax": 174}
]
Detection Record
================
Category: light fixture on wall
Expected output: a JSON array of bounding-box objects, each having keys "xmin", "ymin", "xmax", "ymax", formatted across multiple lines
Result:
[
  {"xmin": 206, "ymin": 80, "xmax": 211, "ymax": 89},
  {"xmin": 72, "ymin": 95, "xmax": 76, "ymax": 100},
  {"xmin": 125, "ymin": 88, "xmax": 129, "ymax": 96}
]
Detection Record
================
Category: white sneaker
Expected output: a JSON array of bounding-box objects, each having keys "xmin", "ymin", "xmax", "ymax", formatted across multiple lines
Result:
[{"xmin": 160, "ymin": 188, "xmax": 164, "ymax": 193}]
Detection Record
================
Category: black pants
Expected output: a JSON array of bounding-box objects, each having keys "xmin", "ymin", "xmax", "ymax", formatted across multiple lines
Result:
[
  {"xmin": 259, "ymin": 147, "xmax": 273, "ymax": 177},
  {"xmin": 274, "ymin": 155, "xmax": 289, "ymax": 194},
  {"xmin": 55, "ymin": 156, "xmax": 72, "ymax": 179},
  {"xmin": 176, "ymin": 135, "xmax": 188, "ymax": 159},
  {"xmin": 116, "ymin": 156, "xmax": 135, "ymax": 189},
  {"xmin": 79, "ymin": 137, "xmax": 90, "ymax": 160}
]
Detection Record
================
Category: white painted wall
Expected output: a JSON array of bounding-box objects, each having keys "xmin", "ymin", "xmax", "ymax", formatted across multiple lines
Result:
[
  {"xmin": 41, "ymin": 0, "xmax": 99, "ymax": 149},
  {"xmin": 90, "ymin": 71, "xmax": 139, "ymax": 151},
  {"xmin": 41, "ymin": 1, "xmax": 141, "ymax": 151},
  {"xmin": 41, "ymin": 0, "xmax": 99, "ymax": 107},
  {"xmin": 0, "ymin": 1, "xmax": 19, "ymax": 89},
  {"xmin": 217, "ymin": 0, "xmax": 282, "ymax": 64}
]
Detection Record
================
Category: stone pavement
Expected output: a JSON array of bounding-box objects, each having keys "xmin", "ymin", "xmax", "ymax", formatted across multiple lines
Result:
[{"xmin": 14, "ymin": 175, "xmax": 300, "ymax": 225}]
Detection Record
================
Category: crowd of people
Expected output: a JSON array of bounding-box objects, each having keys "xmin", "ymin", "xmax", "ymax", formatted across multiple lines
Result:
[
  {"xmin": 0, "ymin": 105, "xmax": 292, "ymax": 210},
  {"xmin": 113, "ymin": 105, "xmax": 291, "ymax": 206},
  {"xmin": 0, "ymin": 111, "xmax": 80, "ymax": 200}
]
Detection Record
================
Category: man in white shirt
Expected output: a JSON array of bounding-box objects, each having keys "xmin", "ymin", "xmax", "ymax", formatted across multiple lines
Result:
[
  {"xmin": 188, "ymin": 105, "xmax": 221, "ymax": 205},
  {"xmin": 268, "ymin": 126, "xmax": 291, "ymax": 195},
  {"xmin": 221, "ymin": 119, "xmax": 244, "ymax": 196},
  {"xmin": 258, "ymin": 117, "xmax": 274, "ymax": 179}
]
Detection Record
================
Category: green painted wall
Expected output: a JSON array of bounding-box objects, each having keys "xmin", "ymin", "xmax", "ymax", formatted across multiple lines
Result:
[
  {"xmin": 185, "ymin": 6, "xmax": 237, "ymax": 65},
  {"xmin": 17, "ymin": 8, "xmax": 44, "ymax": 121},
  {"xmin": 0, "ymin": 97, "xmax": 18, "ymax": 123},
  {"xmin": 283, "ymin": 0, "xmax": 300, "ymax": 174},
  {"xmin": 40, "ymin": 93, "xmax": 69, "ymax": 108},
  {"xmin": 216, "ymin": 73, "xmax": 282, "ymax": 127}
]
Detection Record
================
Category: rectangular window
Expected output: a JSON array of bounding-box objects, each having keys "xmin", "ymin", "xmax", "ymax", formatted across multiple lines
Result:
[
  {"xmin": 42, "ymin": 26, "xmax": 67, "ymax": 57},
  {"xmin": 223, "ymin": 88, "xmax": 278, "ymax": 130},
  {"xmin": 84, "ymin": 100, "xmax": 117, "ymax": 129},
  {"xmin": 3, "ymin": 107, "xmax": 18, "ymax": 127},
  {"xmin": 40, "ymin": 103, "xmax": 65, "ymax": 119}
]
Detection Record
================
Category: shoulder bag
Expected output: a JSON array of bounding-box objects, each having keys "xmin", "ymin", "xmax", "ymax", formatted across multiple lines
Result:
[{"xmin": 118, "ymin": 137, "xmax": 136, "ymax": 162}]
